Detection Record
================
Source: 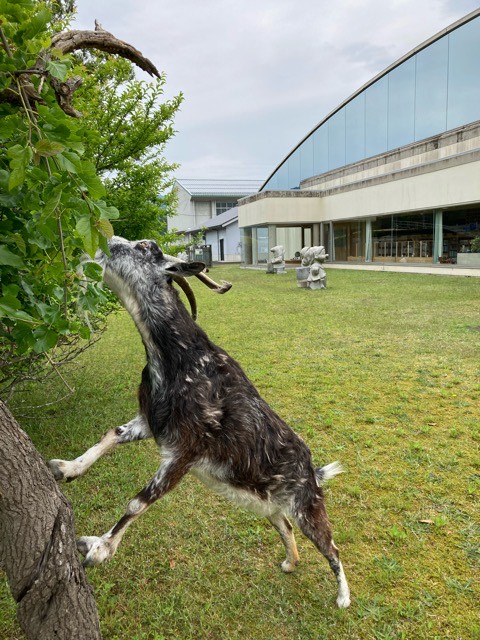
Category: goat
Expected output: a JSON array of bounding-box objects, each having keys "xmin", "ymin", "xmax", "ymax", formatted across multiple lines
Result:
[{"xmin": 49, "ymin": 236, "xmax": 351, "ymax": 609}]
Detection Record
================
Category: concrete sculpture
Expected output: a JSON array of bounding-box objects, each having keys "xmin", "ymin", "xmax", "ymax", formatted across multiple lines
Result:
[
  {"xmin": 296, "ymin": 246, "xmax": 328, "ymax": 289},
  {"xmin": 267, "ymin": 245, "xmax": 286, "ymax": 274}
]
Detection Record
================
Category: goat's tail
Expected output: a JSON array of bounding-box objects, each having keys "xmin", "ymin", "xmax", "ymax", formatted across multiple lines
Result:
[{"xmin": 315, "ymin": 461, "xmax": 344, "ymax": 485}]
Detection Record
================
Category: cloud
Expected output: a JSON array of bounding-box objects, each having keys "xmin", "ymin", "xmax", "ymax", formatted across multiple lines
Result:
[{"xmin": 73, "ymin": 0, "xmax": 479, "ymax": 180}]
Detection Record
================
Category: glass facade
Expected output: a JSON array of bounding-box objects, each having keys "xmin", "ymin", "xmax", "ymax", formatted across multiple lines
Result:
[{"xmin": 262, "ymin": 14, "xmax": 480, "ymax": 191}]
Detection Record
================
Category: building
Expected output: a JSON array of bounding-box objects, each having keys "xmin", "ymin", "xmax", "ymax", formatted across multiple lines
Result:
[
  {"xmin": 185, "ymin": 206, "xmax": 241, "ymax": 262},
  {"xmin": 238, "ymin": 9, "xmax": 480, "ymax": 274},
  {"xmin": 171, "ymin": 178, "xmax": 263, "ymax": 262}
]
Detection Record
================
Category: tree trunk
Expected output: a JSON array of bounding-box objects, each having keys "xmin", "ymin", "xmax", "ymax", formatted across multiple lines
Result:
[{"xmin": 0, "ymin": 401, "xmax": 102, "ymax": 639}]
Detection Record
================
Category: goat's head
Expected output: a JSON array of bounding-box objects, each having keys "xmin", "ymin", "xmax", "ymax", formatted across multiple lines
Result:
[{"xmin": 96, "ymin": 236, "xmax": 231, "ymax": 320}]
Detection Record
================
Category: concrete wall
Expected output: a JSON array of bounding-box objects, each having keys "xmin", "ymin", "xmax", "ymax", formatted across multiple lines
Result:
[
  {"xmin": 170, "ymin": 183, "xmax": 195, "ymax": 231},
  {"xmin": 238, "ymin": 122, "xmax": 480, "ymax": 229},
  {"xmin": 238, "ymin": 156, "xmax": 480, "ymax": 228},
  {"xmin": 206, "ymin": 222, "xmax": 241, "ymax": 262},
  {"xmin": 194, "ymin": 201, "xmax": 212, "ymax": 227}
]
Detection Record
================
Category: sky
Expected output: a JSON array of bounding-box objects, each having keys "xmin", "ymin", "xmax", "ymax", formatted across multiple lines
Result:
[{"xmin": 73, "ymin": 0, "xmax": 480, "ymax": 184}]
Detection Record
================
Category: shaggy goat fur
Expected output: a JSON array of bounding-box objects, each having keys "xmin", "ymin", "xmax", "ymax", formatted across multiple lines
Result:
[{"xmin": 49, "ymin": 236, "xmax": 350, "ymax": 608}]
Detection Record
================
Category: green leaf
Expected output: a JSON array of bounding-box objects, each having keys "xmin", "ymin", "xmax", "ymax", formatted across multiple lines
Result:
[
  {"xmin": 0, "ymin": 303, "xmax": 36, "ymax": 324},
  {"xmin": 76, "ymin": 215, "xmax": 99, "ymax": 257},
  {"xmin": 18, "ymin": 7, "xmax": 51, "ymax": 41},
  {"xmin": 0, "ymin": 115, "xmax": 22, "ymax": 140},
  {"xmin": 7, "ymin": 144, "xmax": 33, "ymax": 190},
  {"xmin": 97, "ymin": 217, "xmax": 114, "ymax": 238},
  {"xmin": 0, "ymin": 245, "xmax": 25, "ymax": 267},
  {"xmin": 83, "ymin": 261, "xmax": 104, "ymax": 281},
  {"xmin": 46, "ymin": 59, "xmax": 69, "ymax": 81},
  {"xmin": 33, "ymin": 326, "xmax": 59, "ymax": 353},
  {"xmin": 78, "ymin": 161, "xmax": 105, "ymax": 199},
  {"xmin": 93, "ymin": 200, "xmax": 120, "ymax": 220},
  {"xmin": 56, "ymin": 150, "xmax": 82, "ymax": 174},
  {"xmin": 35, "ymin": 139, "xmax": 65, "ymax": 157},
  {"xmin": 43, "ymin": 190, "xmax": 62, "ymax": 217},
  {"xmin": 0, "ymin": 294, "xmax": 22, "ymax": 310}
]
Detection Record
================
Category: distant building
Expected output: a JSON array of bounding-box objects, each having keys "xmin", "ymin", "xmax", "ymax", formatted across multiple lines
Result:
[
  {"xmin": 238, "ymin": 8, "xmax": 480, "ymax": 274},
  {"xmin": 171, "ymin": 178, "xmax": 262, "ymax": 262}
]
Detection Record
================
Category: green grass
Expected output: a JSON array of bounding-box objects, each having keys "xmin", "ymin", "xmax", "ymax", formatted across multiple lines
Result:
[{"xmin": 2, "ymin": 267, "xmax": 480, "ymax": 639}]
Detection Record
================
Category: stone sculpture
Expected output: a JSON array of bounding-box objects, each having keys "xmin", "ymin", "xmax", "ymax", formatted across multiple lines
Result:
[
  {"xmin": 267, "ymin": 245, "xmax": 286, "ymax": 274},
  {"xmin": 296, "ymin": 245, "xmax": 328, "ymax": 289}
]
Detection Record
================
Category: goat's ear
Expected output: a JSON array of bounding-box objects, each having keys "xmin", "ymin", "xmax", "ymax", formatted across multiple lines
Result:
[{"xmin": 164, "ymin": 261, "xmax": 206, "ymax": 277}]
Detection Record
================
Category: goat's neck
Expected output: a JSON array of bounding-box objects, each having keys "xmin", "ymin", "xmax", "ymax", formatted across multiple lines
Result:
[{"xmin": 115, "ymin": 280, "xmax": 196, "ymax": 377}]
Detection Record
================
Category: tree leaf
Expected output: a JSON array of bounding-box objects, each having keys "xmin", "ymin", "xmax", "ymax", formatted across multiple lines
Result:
[
  {"xmin": 97, "ymin": 217, "xmax": 114, "ymax": 238},
  {"xmin": 0, "ymin": 303, "xmax": 36, "ymax": 324},
  {"xmin": 0, "ymin": 245, "xmax": 25, "ymax": 268},
  {"xmin": 7, "ymin": 145, "xmax": 32, "ymax": 190},
  {"xmin": 35, "ymin": 139, "xmax": 65, "ymax": 157},
  {"xmin": 46, "ymin": 59, "xmax": 69, "ymax": 81},
  {"xmin": 76, "ymin": 216, "xmax": 99, "ymax": 257},
  {"xmin": 33, "ymin": 327, "xmax": 59, "ymax": 353}
]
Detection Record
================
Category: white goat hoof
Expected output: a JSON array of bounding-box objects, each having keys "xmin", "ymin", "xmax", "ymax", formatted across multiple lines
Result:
[
  {"xmin": 77, "ymin": 536, "xmax": 113, "ymax": 566},
  {"xmin": 48, "ymin": 459, "xmax": 71, "ymax": 481},
  {"xmin": 281, "ymin": 559, "xmax": 298, "ymax": 573},
  {"xmin": 336, "ymin": 593, "xmax": 351, "ymax": 608}
]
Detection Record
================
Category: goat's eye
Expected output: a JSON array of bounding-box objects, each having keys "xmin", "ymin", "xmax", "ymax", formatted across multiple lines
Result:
[{"xmin": 136, "ymin": 241, "xmax": 149, "ymax": 251}]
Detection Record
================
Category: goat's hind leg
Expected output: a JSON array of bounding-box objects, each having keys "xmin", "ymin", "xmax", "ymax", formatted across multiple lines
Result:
[
  {"xmin": 49, "ymin": 414, "xmax": 152, "ymax": 482},
  {"xmin": 268, "ymin": 512, "xmax": 300, "ymax": 573},
  {"xmin": 295, "ymin": 497, "xmax": 350, "ymax": 608}
]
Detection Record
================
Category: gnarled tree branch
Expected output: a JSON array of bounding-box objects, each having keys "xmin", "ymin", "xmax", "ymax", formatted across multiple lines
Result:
[{"xmin": 0, "ymin": 21, "xmax": 160, "ymax": 117}]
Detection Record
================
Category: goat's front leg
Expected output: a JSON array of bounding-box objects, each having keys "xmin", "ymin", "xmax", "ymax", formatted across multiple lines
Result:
[
  {"xmin": 48, "ymin": 414, "xmax": 152, "ymax": 482},
  {"xmin": 77, "ymin": 454, "xmax": 190, "ymax": 566}
]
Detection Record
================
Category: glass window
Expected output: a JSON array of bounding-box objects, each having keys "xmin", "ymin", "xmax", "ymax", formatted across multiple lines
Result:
[
  {"xmin": 276, "ymin": 161, "xmax": 289, "ymax": 190},
  {"xmin": 388, "ymin": 57, "xmax": 415, "ymax": 149},
  {"xmin": 276, "ymin": 227, "xmax": 303, "ymax": 260},
  {"xmin": 415, "ymin": 37, "xmax": 448, "ymax": 140},
  {"xmin": 371, "ymin": 213, "xmax": 434, "ymax": 262},
  {"xmin": 300, "ymin": 135, "xmax": 314, "ymax": 184},
  {"xmin": 365, "ymin": 75, "xmax": 388, "ymax": 157},
  {"xmin": 255, "ymin": 227, "xmax": 269, "ymax": 263},
  {"xmin": 215, "ymin": 202, "xmax": 236, "ymax": 215},
  {"xmin": 447, "ymin": 17, "xmax": 480, "ymax": 130},
  {"xmin": 328, "ymin": 108, "xmax": 346, "ymax": 170},
  {"xmin": 346, "ymin": 93, "xmax": 365, "ymax": 164},
  {"xmin": 313, "ymin": 125, "xmax": 328, "ymax": 175},
  {"xmin": 287, "ymin": 148, "xmax": 301, "ymax": 189}
]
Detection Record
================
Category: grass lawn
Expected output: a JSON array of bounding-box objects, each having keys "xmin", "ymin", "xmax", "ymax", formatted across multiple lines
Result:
[{"xmin": 1, "ymin": 266, "xmax": 479, "ymax": 639}]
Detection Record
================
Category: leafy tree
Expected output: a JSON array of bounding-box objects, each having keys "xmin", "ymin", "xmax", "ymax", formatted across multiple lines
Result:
[
  {"xmin": 74, "ymin": 53, "xmax": 183, "ymax": 243},
  {"xmin": 0, "ymin": 0, "xmax": 175, "ymax": 396}
]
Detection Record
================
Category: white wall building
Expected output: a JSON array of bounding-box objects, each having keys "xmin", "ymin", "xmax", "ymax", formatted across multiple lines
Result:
[
  {"xmin": 171, "ymin": 179, "xmax": 262, "ymax": 232},
  {"xmin": 238, "ymin": 9, "xmax": 480, "ymax": 276}
]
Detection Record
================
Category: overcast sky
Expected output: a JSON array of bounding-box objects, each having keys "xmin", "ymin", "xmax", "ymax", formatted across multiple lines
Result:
[{"xmin": 73, "ymin": 0, "xmax": 480, "ymax": 183}]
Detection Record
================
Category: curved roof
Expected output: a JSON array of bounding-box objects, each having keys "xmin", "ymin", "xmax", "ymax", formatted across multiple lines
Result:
[{"xmin": 260, "ymin": 7, "xmax": 480, "ymax": 191}]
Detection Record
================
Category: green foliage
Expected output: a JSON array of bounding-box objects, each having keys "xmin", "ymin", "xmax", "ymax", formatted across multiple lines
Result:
[
  {"xmin": 0, "ymin": 0, "xmax": 119, "ymax": 393},
  {"xmin": 470, "ymin": 235, "xmax": 480, "ymax": 253},
  {"xmin": 74, "ymin": 53, "xmax": 183, "ymax": 241},
  {"xmin": 0, "ymin": 2, "xmax": 182, "ymax": 394}
]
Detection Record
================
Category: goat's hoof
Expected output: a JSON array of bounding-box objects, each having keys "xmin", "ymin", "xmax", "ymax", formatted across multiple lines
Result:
[
  {"xmin": 281, "ymin": 559, "xmax": 298, "ymax": 573},
  {"xmin": 77, "ymin": 536, "xmax": 112, "ymax": 567},
  {"xmin": 48, "ymin": 459, "xmax": 68, "ymax": 481},
  {"xmin": 336, "ymin": 593, "xmax": 351, "ymax": 609}
]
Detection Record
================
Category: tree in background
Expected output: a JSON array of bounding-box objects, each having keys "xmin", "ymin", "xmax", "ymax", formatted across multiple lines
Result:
[{"xmin": 75, "ymin": 53, "xmax": 183, "ymax": 243}]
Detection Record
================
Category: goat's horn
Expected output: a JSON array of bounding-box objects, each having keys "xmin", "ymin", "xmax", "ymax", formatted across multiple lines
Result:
[
  {"xmin": 163, "ymin": 252, "xmax": 232, "ymax": 294},
  {"xmin": 171, "ymin": 275, "xmax": 198, "ymax": 321},
  {"xmin": 195, "ymin": 271, "xmax": 232, "ymax": 294}
]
